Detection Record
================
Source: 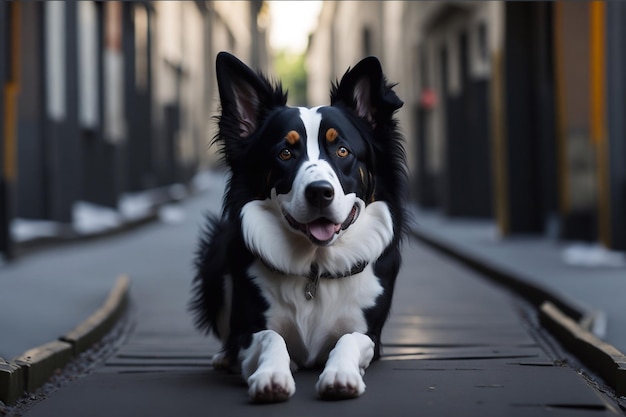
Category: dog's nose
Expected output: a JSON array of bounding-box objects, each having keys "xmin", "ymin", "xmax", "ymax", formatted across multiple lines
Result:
[{"xmin": 305, "ymin": 181, "xmax": 335, "ymax": 208}]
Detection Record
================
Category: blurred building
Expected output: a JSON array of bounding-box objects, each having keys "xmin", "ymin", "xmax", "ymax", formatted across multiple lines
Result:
[
  {"xmin": 0, "ymin": 1, "xmax": 269, "ymax": 258},
  {"xmin": 308, "ymin": 1, "xmax": 626, "ymax": 253}
]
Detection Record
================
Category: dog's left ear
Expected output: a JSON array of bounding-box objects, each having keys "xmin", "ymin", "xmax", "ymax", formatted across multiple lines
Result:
[{"xmin": 331, "ymin": 57, "xmax": 403, "ymax": 128}]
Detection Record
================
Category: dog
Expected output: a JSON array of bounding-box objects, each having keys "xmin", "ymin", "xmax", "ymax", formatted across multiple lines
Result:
[{"xmin": 191, "ymin": 52, "xmax": 407, "ymax": 402}]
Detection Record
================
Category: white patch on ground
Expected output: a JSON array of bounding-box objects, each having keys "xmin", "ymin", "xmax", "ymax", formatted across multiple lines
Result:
[
  {"xmin": 73, "ymin": 201, "xmax": 122, "ymax": 234},
  {"xmin": 10, "ymin": 218, "xmax": 64, "ymax": 242},
  {"xmin": 158, "ymin": 204, "xmax": 186, "ymax": 224},
  {"xmin": 8, "ymin": 172, "xmax": 217, "ymax": 242},
  {"xmin": 191, "ymin": 170, "xmax": 224, "ymax": 193},
  {"xmin": 562, "ymin": 243, "xmax": 626, "ymax": 268}
]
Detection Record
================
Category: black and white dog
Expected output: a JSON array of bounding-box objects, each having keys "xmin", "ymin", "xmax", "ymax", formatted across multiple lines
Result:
[{"xmin": 191, "ymin": 52, "xmax": 407, "ymax": 402}]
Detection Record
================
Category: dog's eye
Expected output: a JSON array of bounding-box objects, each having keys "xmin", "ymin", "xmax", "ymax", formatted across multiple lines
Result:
[
  {"xmin": 336, "ymin": 146, "xmax": 350, "ymax": 158},
  {"xmin": 279, "ymin": 148, "xmax": 292, "ymax": 161}
]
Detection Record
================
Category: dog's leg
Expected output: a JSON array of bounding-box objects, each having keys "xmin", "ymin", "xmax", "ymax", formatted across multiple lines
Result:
[
  {"xmin": 211, "ymin": 351, "xmax": 230, "ymax": 370},
  {"xmin": 240, "ymin": 329, "xmax": 296, "ymax": 402},
  {"xmin": 316, "ymin": 332, "xmax": 375, "ymax": 399}
]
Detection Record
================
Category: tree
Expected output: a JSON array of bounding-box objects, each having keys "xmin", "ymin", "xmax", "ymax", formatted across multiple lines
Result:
[{"xmin": 273, "ymin": 50, "xmax": 308, "ymax": 107}]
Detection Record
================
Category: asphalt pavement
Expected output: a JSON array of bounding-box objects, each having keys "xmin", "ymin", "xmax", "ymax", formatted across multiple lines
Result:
[{"xmin": 1, "ymin": 173, "xmax": 624, "ymax": 416}]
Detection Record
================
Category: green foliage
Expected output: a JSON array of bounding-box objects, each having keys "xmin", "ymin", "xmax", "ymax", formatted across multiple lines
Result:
[{"xmin": 273, "ymin": 50, "xmax": 308, "ymax": 107}]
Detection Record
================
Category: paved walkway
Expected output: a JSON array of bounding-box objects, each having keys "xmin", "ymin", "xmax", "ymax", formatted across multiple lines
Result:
[
  {"xmin": 1, "ymin": 175, "xmax": 623, "ymax": 415},
  {"xmin": 410, "ymin": 207, "xmax": 626, "ymax": 354}
]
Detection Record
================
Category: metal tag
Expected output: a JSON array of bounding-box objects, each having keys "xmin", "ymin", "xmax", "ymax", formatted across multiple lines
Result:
[{"xmin": 305, "ymin": 276, "xmax": 319, "ymax": 300}]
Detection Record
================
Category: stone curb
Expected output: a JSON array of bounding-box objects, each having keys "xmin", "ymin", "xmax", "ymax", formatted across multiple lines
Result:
[
  {"xmin": 0, "ymin": 274, "xmax": 130, "ymax": 405},
  {"xmin": 540, "ymin": 302, "xmax": 626, "ymax": 397},
  {"xmin": 411, "ymin": 226, "xmax": 626, "ymax": 398},
  {"xmin": 0, "ymin": 359, "xmax": 23, "ymax": 406},
  {"xmin": 60, "ymin": 274, "xmax": 130, "ymax": 355}
]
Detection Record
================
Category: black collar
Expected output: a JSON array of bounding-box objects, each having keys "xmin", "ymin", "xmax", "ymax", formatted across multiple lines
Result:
[
  {"xmin": 259, "ymin": 259, "xmax": 369, "ymax": 300},
  {"xmin": 308, "ymin": 261, "xmax": 369, "ymax": 280}
]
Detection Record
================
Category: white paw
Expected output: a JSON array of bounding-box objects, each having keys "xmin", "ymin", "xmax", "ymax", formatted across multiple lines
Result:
[
  {"xmin": 247, "ymin": 368, "xmax": 296, "ymax": 403},
  {"xmin": 316, "ymin": 366, "xmax": 366, "ymax": 400}
]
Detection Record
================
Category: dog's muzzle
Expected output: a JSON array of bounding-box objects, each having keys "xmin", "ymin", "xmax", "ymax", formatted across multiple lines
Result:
[{"xmin": 284, "ymin": 204, "xmax": 360, "ymax": 246}]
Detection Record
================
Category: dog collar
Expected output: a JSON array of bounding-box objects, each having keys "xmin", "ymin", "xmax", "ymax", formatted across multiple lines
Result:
[
  {"xmin": 260, "ymin": 259, "xmax": 369, "ymax": 300},
  {"xmin": 304, "ymin": 261, "xmax": 369, "ymax": 300}
]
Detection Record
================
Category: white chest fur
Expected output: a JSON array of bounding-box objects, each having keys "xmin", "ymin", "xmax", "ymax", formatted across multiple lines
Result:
[{"xmin": 249, "ymin": 261, "xmax": 383, "ymax": 367}]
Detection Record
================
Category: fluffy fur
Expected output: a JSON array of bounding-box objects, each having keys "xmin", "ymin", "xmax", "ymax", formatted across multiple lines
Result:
[{"xmin": 191, "ymin": 52, "xmax": 407, "ymax": 402}]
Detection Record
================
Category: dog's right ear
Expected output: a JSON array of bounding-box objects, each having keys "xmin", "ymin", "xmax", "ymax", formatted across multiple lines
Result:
[{"xmin": 216, "ymin": 52, "xmax": 286, "ymax": 138}]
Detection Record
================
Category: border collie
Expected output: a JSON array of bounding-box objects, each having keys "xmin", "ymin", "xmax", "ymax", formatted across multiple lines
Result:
[{"xmin": 191, "ymin": 52, "xmax": 407, "ymax": 402}]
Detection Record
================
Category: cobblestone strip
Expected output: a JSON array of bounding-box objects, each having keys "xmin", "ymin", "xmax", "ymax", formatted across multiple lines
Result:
[{"xmin": 0, "ymin": 275, "xmax": 130, "ymax": 405}]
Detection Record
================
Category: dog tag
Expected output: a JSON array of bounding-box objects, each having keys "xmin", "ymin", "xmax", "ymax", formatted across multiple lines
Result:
[{"xmin": 305, "ymin": 277, "xmax": 319, "ymax": 300}]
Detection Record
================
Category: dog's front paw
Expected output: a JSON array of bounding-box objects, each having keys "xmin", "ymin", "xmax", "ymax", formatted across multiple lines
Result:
[
  {"xmin": 248, "ymin": 369, "xmax": 295, "ymax": 403},
  {"xmin": 316, "ymin": 366, "xmax": 365, "ymax": 400}
]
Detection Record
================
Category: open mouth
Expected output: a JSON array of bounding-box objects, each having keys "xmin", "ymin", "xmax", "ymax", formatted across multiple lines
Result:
[{"xmin": 284, "ymin": 204, "xmax": 360, "ymax": 245}]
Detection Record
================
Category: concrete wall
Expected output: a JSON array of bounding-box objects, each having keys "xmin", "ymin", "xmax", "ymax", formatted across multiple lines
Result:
[{"xmin": 307, "ymin": 1, "xmax": 502, "ymax": 187}]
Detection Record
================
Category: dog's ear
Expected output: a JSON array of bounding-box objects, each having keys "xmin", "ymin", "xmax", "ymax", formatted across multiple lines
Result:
[
  {"xmin": 216, "ymin": 52, "xmax": 286, "ymax": 138},
  {"xmin": 331, "ymin": 57, "xmax": 403, "ymax": 128}
]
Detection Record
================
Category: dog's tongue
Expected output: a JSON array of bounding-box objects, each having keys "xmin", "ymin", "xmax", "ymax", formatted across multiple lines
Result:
[{"xmin": 308, "ymin": 220, "xmax": 340, "ymax": 242}]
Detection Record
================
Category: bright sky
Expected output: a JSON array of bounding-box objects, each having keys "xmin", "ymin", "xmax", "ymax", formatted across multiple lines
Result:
[{"xmin": 267, "ymin": 1, "xmax": 323, "ymax": 53}]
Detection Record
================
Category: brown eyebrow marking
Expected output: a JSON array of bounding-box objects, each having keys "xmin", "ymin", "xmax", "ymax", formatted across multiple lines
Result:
[
  {"xmin": 326, "ymin": 128, "xmax": 339, "ymax": 142},
  {"xmin": 285, "ymin": 130, "xmax": 300, "ymax": 145}
]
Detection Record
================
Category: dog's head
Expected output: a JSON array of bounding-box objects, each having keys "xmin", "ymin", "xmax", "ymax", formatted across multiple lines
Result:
[{"xmin": 215, "ymin": 52, "xmax": 403, "ymax": 275}]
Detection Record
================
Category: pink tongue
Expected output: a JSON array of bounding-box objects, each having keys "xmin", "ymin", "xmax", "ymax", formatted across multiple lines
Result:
[{"xmin": 308, "ymin": 220, "xmax": 340, "ymax": 242}]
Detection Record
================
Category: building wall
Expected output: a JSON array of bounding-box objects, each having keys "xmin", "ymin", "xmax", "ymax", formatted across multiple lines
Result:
[
  {"xmin": 557, "ymin": 2, "xmax": 596, "ymax": 215},
  {"xmin": 0, "ymin": 0, "xmax": 269, "ymax": 256},
  {"xmin": 308, "ymin": 2, "xmax": 498, "ymax": 188},
  {"xmin": 308, "ymin": 1, "xmax": 626, "ymax": 251},
  {"xmin": 306, "ymin": 2, "xmax": 336, "ymax": 108},
  {"xmin": 151, "ymin": 2, "xmax": 210, "ymax": 180},
  {"xmin": 202, "ymin": 2, "xmax": 270, "ymax": 166},
  {"xmin": 605, "ymin": 1, "xmax": 626, "ymax": 250},
  {"xmin": 1, "ymin": 1, "xmax": 13, "ymax": 256}
]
